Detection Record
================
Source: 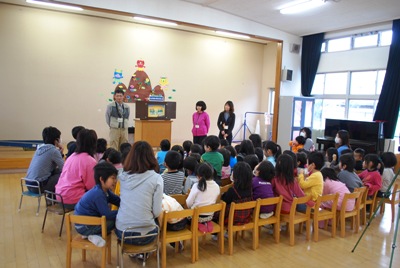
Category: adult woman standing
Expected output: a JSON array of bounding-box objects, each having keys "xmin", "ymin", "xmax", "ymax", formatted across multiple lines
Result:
[
  {"xmin": 192, "ymin": 100, "xmax": 210, "ymax": 145},
  {"xmin": 55, "ymin": 129, "xmax": 97, "ymax": 210},
  {"xmin": 217, "ymin": 101, "xmax": 236, "ymax": 145},
  {"xmin": 115, "ymin": 141, "xmax": 163, "ymax": 245}
]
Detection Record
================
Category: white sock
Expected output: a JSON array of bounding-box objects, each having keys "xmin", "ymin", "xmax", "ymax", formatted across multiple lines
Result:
[{"xmin": 88, "ymin": 235, "xmax": 106, "ymax": 247}]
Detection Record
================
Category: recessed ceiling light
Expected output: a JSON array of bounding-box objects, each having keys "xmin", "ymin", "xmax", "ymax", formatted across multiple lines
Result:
[
  {"xmin": 26, "ymin": 0, "xmax": 83, "ymax": 11},
  {"xmin": 133, "ymin": 17, "xmax": 177, "ymax": 26},
  {"xmin": 215, "ymin": 31, "xmax": 250, "ymax": 39},
  {"xmin": 280, "ymin": 0, "xmax": 325, "ymax": 15}
]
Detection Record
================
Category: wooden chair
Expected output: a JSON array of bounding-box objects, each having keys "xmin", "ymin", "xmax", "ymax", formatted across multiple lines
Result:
[
  {"xmin": 42, "ymin": 190, "xmax": 74, "ymax": 238},
  {"xmin": 256, "ymin": 196, "xmax": 283, "ymax": 244},
  {"xmin": 216, "ymin": 183, "xmax": 233, "ymax": 202},
  {"xmin": 169, "ymin": 193, "xmax": 188, "ymax": 208},
  {"xmin": 161, "ymin": 209, "xmax": 196, "ymax": 268},
  {"xmin": 194, "ymin": 201, "xmax": 226, "ymax": 261},
  {"xmin": 310, "ymin": 193, "xmax": 339, "ymax": 242},
  {"xmin": 354, "ymin": 186, "xmax": 367, "ymax": 225},
  {"xmin": 337, "ymin": 191, "xmax": 362, "ymax": 238},
  {"xmin": 227, "ymin": 200, "xmax": 259, "ymax": 255},
  {"xmin": 66, "ymin": 214, "xmax": 112, "ymax": 268},
  {"xmin": 117, "ymin": 225, "xmax": 160, "ymax": 268},
  {"xmin": 18, "ymin": 178, "xmax": 45, "ymax": 216},
  {"xmin": 379, "ymin": 180, "xmax": 400, "ymax": 223},
  {"xmin": 361, "ymin": 188, "xmax": 378, "ymax": 225},
  {"xmin": 280, "ymin": 195, "xmax": 312, "ymax": 246}
]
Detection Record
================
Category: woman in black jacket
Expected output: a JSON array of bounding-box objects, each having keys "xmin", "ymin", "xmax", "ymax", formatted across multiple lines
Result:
[{"xmin": 217, "ymin": 101, "xmax": 236, "ymax": 145}]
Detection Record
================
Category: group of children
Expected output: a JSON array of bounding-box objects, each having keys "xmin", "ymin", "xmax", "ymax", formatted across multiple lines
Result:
[{"xmin": 26, "ymin": 124, "xmax": 398, "ymax": 251}]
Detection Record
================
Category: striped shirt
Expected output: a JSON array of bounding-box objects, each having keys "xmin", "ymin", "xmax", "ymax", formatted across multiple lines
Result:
[{"xmin": 162, "ymin": 171, "xmax": 184, "ymax": 195}]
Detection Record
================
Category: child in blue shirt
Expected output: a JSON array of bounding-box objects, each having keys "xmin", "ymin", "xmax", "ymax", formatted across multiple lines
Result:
[
  {"xmin": 74, "ymin": 162, "xmax": 120, "ymax": 246},
  {"xmin": 157, "ymin": 139, "xmax": 171, "ymax": 174}
]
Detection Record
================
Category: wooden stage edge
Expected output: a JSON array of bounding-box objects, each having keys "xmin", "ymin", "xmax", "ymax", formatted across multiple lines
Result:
[{"xmin": 0, "ymin": 158, "xmax": 31, "ymax": 170}]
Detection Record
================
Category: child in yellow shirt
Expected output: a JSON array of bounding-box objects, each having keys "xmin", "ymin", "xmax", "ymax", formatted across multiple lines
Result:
[{"xmin": 297, "ymin": 151, "xmax": 324, "ymax": 202}]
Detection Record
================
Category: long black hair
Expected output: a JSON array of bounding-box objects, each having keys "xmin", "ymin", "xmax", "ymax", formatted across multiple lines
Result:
[
  {"xmin": 197, "ymin": 163, "xmax": 213, "ymax": 192},
  {"xmin": 275, "ymin": 154, "xmax": 294, "ymax": 185}
]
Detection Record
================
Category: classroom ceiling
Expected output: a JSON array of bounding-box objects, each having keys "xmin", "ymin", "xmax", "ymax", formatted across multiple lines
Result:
[
  {"xmin": 181, "ymin": 0, "xmax": 400, "ymax": 36},
  {"xmin": 2, "ymin": 0, "xmax": 400, "ymax": 37}
]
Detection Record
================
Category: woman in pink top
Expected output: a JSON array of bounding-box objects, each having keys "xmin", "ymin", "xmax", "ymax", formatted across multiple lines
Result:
[
  {"xmin": 55, "ymin": 129, "xmax": 97, "ymax": 209},
  {"xmin": 320, "ymin": 168, "xmax": 354, "ymax": 211},
  {"xmin": 192, "ymin": 101, "xmax": 210, "ymax": 145}
]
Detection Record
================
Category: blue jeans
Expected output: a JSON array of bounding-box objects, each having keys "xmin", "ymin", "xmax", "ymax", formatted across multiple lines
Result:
[
  {"xmin": 115, "ymin": 227, "xmax": 158, "ymax": 246},
  {"xmin": 296, "ymin": 204, "xmax": 307, "ymax": 213},
  {"xmin": 75, "ymin": 220, "xmax": 115, "ymax": 236}
]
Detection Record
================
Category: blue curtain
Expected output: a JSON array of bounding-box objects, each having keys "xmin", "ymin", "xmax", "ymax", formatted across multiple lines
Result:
[
  {"xmin": 373, "ymin": 19, "xmax": 400, "ymax": 139},
  {"xmin": 300, "ymin": 33, "xmax": 324, "ymax": 96}
]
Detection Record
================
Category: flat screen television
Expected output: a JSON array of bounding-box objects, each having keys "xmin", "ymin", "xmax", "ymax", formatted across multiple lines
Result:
[{"xmin": 324, "ymin": 119, "xmax": 379, "ymax": 143}]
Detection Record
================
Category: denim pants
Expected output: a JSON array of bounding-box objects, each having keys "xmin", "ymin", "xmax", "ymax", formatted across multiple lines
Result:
[
  {"xmin": 115, "ymin": 227, "xmax": 158, "ymax": 246},
  {"xmin": 75, "ymin": 220, "xmax": 115, "ymax": 236}
]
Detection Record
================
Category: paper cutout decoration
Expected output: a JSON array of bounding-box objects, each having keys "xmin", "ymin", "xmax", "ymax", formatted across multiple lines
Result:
[
  {"xmin": 113, "ymin": 69, "xmax": 124, "ymax": 84},
  {"xmin": 135, "ymin": 60, "xmax": 146, "ymax": 71}
]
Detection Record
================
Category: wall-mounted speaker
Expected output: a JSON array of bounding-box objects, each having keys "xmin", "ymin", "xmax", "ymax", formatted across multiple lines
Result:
[{"xmin": 282, "ymin": 69, "xmax": 293, "ymax": 81}]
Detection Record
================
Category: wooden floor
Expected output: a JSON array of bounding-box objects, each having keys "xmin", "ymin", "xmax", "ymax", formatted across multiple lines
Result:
[{"xmin": 1, "ymin": 173, "xmax": 399, "ymax": 268}]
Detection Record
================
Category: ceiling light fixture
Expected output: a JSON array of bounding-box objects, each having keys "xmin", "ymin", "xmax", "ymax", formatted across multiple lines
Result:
[
  {"xmin": 26, "ymin": 0, "xmax": 83, "ymax": 11},
  {"xmin": 279, "ymin": 0, "xmax": 325, "ymax": 15},
  {"xmin": 215, "ymin": 31, "xmax": 250, "ymax": 39},
  {"xmin": 133, "ymin": 17, "xmax": 177, "ymax": 26}
]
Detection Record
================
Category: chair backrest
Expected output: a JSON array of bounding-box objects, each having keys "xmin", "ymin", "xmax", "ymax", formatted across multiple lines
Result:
[
  {"xmin": 170, "ymin": 193, "xmax": 188, "ymax": 208},
  {"xmin": 228, "ymin": 200, "xmax": 258, "ymax": 226},
  {"xmin": 66, "ymin": 214, "xmax": 107, "ymax": 241},
  {"xmin": 257, "ymin": 196, "xmax": 283, "ymax": 217},
  {"xmin": 195, "ymin": 202, "xmax": 226, "ymax": 232},
  {"xmin": 354, "ymin": 186, "xmax": 367, "ymax": 207},
  {"xmin": 44, "ymin": 190, "xmax": 65, "ymax": 206},
  {"xmin": 121, "ymin": 225, "xmax": 159, "ymax": 250},
  {"xmin": 21, "ymin": 178, "xmax": 42, "ymax": 195},
  {"xmin": 290, "ymin": 195, "xmax": 312, "ymax": 214},
  {"xmin": 341, "ymin": 191, "xmax": 361, "ymax": 213},
  {"xmin": 217, "ymin": 184, "xmax": 233, "ymax": 202},
  {"xmin": 161, "ymin": 208, "xmax": 195, "ymax": 238},
  {"xmin": 314, "ymin": 193, "xmax": 339, "ymax": 215},
  {"xmin": 390, "ymin": 181, "xmax": 400, "ymax": 203}
]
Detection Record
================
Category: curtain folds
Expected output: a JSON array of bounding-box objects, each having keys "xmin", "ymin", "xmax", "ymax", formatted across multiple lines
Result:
[
  {"xmin": 300, "ymin": 33, "xmax": 324, "ymax": 96},
  {"xmin": 373, "ymin": 19, "xmax": 400, "ymax": 139}
]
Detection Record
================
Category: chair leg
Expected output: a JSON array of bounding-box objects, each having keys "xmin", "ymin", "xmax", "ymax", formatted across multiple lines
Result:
[
  {"xmin": 36, "ymin": 196, "xmax": 42, "ymax": 216},
  {"xmin": 253, "ymin": 226, "xmax": 259, "ymax": 250},
  {"xmin": 101, "ymin": 247, "xmax": 106, "ymax": 268},
  {"xmin": 107, "ymin": 237, "xmax": 111, "ymax": 264},
  {"xmin": 313, "ymin": 219, "xmax": 319, "ymax": 242},
  {"xmin": 289, "ymin": 224, "xmax": 295, "ymax": 246},
  {"xmin": 161, "ymin": 242, "xmax": 167, "ymax": 268},
  {"xmin": 332, "ymin": 216, "xmax": 336, "ymax": 238},
  {"xmin": 306, "ymin": 220, "xmax": 310, "ymax": 241},
  {"xmin": 219, "ymin": 231, "xmax": 224, "ymax": 254},
  {"xmin": 191, "ymin": 237, "xmax": 195, "ymax": 263},
  {"xmin": 18, "ymin": 194, "xmax": 23, "ymax": 212},
  {"xmin": 228, "ymin": 228, "xmax": 234, "ymax": 255},
  {"xmin": 340, "ymin": 216, "xmax": 345, "ymax": 238},
  {"xmin": 82, "ymin": 249, "xmax": 86, "ymax": 261},
  {"xmin": 59, "ymin": 213, "xmax": 65, "ymax": 238},
  {"xmin": 391, "ymin": 203, "xmax": 395, "ymax": 223},
  {"xmin": 117, "ymin": 242, "xmax": 120, "ymax": 268},
  {"xmin": 41, "ymin": 209, "xmax": 48, "ymax": 233},
  {"xmin": 66, "ymin": 246, "xmax": 72, "ymax": 268}
]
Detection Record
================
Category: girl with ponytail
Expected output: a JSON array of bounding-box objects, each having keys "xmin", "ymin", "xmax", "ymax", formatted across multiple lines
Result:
[{"xmin": 186, "ymin": 163, "xmax": 220, "ymax": 222}]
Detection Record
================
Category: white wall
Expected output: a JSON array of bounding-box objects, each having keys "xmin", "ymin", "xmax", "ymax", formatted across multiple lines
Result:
[{"xmin": 0, "ymin": 3, "xmax": 276, "ymax": 145}]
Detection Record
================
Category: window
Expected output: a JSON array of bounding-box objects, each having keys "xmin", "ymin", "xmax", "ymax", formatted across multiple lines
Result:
[
  {"xmin": 350, "ymin": 71, "xmax": 378, "ymax": 95},
  {"xmin": 322, "ymin": 29, "xmax": 392, "ymax": 53},
  {"xmin": 312, "ymin": 70, "xmax": 383, "ymax": 130},
  {"xmin": 354, "ymin": 33, "xmax": 378, "ymax": 48},
  {"xmin": 327, "ymin": 37, "xmax": 351, "ymax": 52},
  {"xmin": 380, "ymin": 30, "xmax": 392, "ymax": 46}
]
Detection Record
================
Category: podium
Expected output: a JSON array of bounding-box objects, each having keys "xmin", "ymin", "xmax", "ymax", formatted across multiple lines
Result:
[
  {"xmin": 134, "ymin": 119, "xmax": 172, "ymax": 147},
  {"xmin": 134, "ymin": 101, "xmax": 176, "ymax": 147}
]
